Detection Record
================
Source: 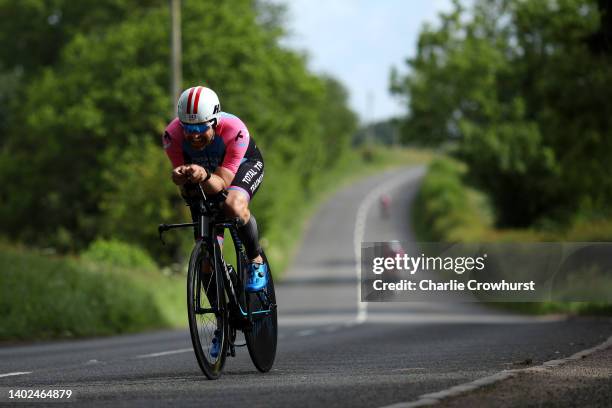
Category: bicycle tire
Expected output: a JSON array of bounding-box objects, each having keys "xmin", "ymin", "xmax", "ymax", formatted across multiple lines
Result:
[
  {"xmin": 187, "ymin": 240, "xmax": 228, "ymax": 379},
  {"xmin": 244, "ymin": 249, "xmax": 278, "ymax": 373}
]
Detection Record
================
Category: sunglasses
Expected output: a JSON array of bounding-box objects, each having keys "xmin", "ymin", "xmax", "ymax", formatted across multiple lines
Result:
[{"xmin": 181, "ymin": 121, "xmax": 213, "ymax": 134}]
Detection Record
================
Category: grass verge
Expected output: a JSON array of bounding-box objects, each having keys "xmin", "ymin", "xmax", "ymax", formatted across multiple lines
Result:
[{"xmin": 0, "ymin": 244, "xmax": 184, "ymax": 341}]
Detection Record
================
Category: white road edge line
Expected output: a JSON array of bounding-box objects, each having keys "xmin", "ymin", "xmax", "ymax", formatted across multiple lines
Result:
[
  {"xmin": 0, "ymin": 372, "xmax": 32, "ymax": 378},
  {"xmin": 353, "ymin": 167, "xmax": 424, "ymax": 325},
  {"xmin": 379, "ymin": 334, "xmax": 612, "ymax": 408},
  {"xmin": 135, "ymin": 348, "xmax": 192, "ymax": 359}
]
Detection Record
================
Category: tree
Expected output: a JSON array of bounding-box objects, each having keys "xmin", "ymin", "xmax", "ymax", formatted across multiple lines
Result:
[
  {"xmin": 0, "ymin": 0, "xmax": 358, "ymax": 262},
  {"xmin": 0, "ymin": 0, "xmax": 164, "ymax": 76},
  {"xmin": 392, "ymin": 0, "xmax": 612, "ymax": 226}
]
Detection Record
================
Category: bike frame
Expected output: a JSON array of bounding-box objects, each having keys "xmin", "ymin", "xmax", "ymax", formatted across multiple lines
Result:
[{"xmin": 158, "ymin": 188, "xmax": 275, "ymax": 332}]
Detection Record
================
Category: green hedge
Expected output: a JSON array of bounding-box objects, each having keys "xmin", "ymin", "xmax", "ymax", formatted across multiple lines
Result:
[
  {"xmin": 412, "ymin": 157, "xmax": 492, "ymax": 242},
  {"xmin": 412, "ymin": 157, "xmax": 612, "ymax": 316},
  {"xmin": 82, "ymin": 239, "xmax": 158, "ymax": 270},
  {"xmin": 0, "ymin": 246, "xmax": 169, "ymax": 340}
]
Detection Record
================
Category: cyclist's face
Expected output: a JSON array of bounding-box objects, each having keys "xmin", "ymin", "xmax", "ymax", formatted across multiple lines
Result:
[{"xmin": 183, "ymin": 126, "xmax": 214, "ymax": 150}]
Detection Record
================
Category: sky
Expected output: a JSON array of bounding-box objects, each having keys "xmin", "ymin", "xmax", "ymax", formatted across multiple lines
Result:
[{"xmin": 275, "ymin": 0, "xmax": 453, "ymax": 124}]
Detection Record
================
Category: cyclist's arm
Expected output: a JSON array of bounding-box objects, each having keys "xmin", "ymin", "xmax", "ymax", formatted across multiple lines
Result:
[
  {"xmin": 172, "ymin": 164, "xmax": 231, "ymax": 191},
  {"xmin": 200, "ymin": 117, "xmax": 250, "ymax": 193},
  {"xmin": 162, "ymin": 123, "xmax": 188, "ymax": 185},
  {"xmin": 202, "ymin": 167, "xmax": 234, "ymax": 193},
  {"xmin": 198, "ymin": 141, "xmax": 243, "ymax": 193}
]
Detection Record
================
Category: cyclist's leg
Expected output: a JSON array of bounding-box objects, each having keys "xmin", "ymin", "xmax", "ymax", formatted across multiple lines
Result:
[
  {"xmin": 224, "ymin": 190, "xmax": 262, "ymax": 263},
  {"xmin": 201, "ymin": 231, "xmax": 228, "ymax": 298},
  {"xmin": 224, "ymin": 158, "xmax": 265, "ymax": 263}
]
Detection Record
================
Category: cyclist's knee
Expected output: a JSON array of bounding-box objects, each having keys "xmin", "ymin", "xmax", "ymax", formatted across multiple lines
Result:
[{"xmin": 224, "ymin": 190, "xmax": 249, "ymax": 220}]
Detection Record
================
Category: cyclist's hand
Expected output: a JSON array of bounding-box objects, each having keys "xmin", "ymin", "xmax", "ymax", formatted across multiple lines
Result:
[
  {"xmin": 171, "ymin": 165, "xmax": 189, "ymax": 185},
  {"xmin": 184, "ymin": 164, "xmax": 208, "ymax": 183},
  {"xmin": 172, "ymin": 164, "xmax": 209, "ymax": 185}
]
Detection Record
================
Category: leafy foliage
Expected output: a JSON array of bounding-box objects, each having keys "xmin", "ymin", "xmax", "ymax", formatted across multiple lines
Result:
[
  {"xmin": 413, "ymin": 157, "xmax": 493, "ymax": 242},
  {"xmin": 0, "ymin": 246, "xmax": 165, "ymax": 339},
  {"xmin": 0, "ymin": 0, "xmax": 358, "ymax": 264},
  {"xmin": 392, "ymin": 0, "xmax": 612, "ymax": 227},
  {"xmin": 0, "ymin": 0, "xmax": 164, "ymax": 76},
  {"xmin": 82, "ymin": 239, "xmax": 158, "ymax": 271}
]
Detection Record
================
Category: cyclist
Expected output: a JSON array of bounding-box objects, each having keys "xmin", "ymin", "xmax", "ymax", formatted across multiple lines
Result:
[
  {"xmin": 162, "ymin": 85, "xmax": 268, "ymax": 293},
  {"xmin": 379, "ymin": 193, "xmax": 391, "ymax": 218}
]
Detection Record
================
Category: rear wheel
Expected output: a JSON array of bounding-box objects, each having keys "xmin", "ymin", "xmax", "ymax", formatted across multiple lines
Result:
[
  {"xmin": 187, "ymin": 241, "xmax": 228, "ymax": 379},
  {"xmin": 244, "ymin": 249, "xmax": 278, "ymax": 372}
]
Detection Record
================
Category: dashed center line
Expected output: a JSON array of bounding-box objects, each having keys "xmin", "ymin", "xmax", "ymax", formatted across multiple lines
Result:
[
  {"xmin": 0, "ymin": 372, "xmax": 32, "ymax": 378},
  {"xmin": 391, "ymin": 368, "xmax": 426, "ymax": 372},
  {"xmin": 135, "ymin": 348, "xmax": 192, "ymax": 359},
  {"xmin": 130, "ymin": 324, "xmax": 357, "ymax": 361}
]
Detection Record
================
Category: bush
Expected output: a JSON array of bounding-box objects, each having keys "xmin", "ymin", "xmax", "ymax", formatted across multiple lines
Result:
[
  {"xmin": 82, "ymin": 239, "xmax": 157, "ymax": 270},
  {"xmin": 413, "ymin": 157, "xmax": 493, "ymax": 242},
  {"xmin": 413, "ymin": 157, "xmax": 612, "ymax": 316},
  {"xmin": 0, "ymin": 246, "xmax": 166, "ymax": 340}
]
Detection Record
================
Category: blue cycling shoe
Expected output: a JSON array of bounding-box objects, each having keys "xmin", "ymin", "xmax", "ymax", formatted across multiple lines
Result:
[
  {"xmin": 210, "ymin": 329, "xmax": 222, "ymax": 358},
  {"xmin": 245, "ymin": 262, "xmax": 268, "ymax": 292}
]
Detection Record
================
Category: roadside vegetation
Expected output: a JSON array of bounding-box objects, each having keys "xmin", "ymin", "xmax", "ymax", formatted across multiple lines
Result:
[
  {"xmin": 398, "ymin": 0, "xmax": 612, "ymax": 316},
  {"xmin": 0, "ymin": 242, "xmax": 184, "ymax": 340},
  {"xmin": 413, "ymin": 156, "xmax": 612, "ymax": 315},
  {"xmin": 0, "ymin": 0, "xmax": 414, "ymax": 340},
  {"xmin": 0, "ymin": 145, "xmax": 429, "ymax": 340},
  {"xmin": 0, "ymin": 0, "xmax": 361, "ymax": 267}
]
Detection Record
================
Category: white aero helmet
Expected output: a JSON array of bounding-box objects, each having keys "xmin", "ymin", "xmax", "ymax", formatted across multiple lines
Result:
[{"xmin": 177, "ymin": 86, "xmax": 221, "ymax": 125}]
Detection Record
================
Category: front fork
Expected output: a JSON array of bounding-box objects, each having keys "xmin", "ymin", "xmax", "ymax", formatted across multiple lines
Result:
[{"xmin": 210, "ymin": 227, "xmax": 251, "ymax": 357}]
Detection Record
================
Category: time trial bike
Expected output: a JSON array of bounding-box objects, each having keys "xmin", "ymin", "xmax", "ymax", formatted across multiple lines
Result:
[{"xmin": 158, "ymin": 186, "xmax": 277, "ymax": 379}]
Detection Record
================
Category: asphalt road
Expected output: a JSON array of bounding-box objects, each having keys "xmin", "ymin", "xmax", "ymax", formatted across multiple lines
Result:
[{"xmin": 1, "ymin": 167, "xmax": 610, "ymax": 407}]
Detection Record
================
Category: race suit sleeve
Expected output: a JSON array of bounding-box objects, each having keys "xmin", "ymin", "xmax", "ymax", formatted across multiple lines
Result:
[
  {"xmin": 219, "ymin": 119, "xmax": 250, "ymax": 175},
  {"xmin": 162, "ymin": 118, "xmax": 185, "ymax": 168}
]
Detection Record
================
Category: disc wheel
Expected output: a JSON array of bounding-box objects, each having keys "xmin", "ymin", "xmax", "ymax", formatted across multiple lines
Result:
[{"xmin": 244, "ymin": 249, "xmax": 278, "ymax": 372}]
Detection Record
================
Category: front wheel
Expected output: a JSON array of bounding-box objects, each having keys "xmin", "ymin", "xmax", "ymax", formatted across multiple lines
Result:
[
  {"xmin": 187, "ymin": 240, "xmax": 228, "ymax": 379},
  {"xmin": 244, "ymin": 249, "xmax": 278, "ymax": 372}
]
